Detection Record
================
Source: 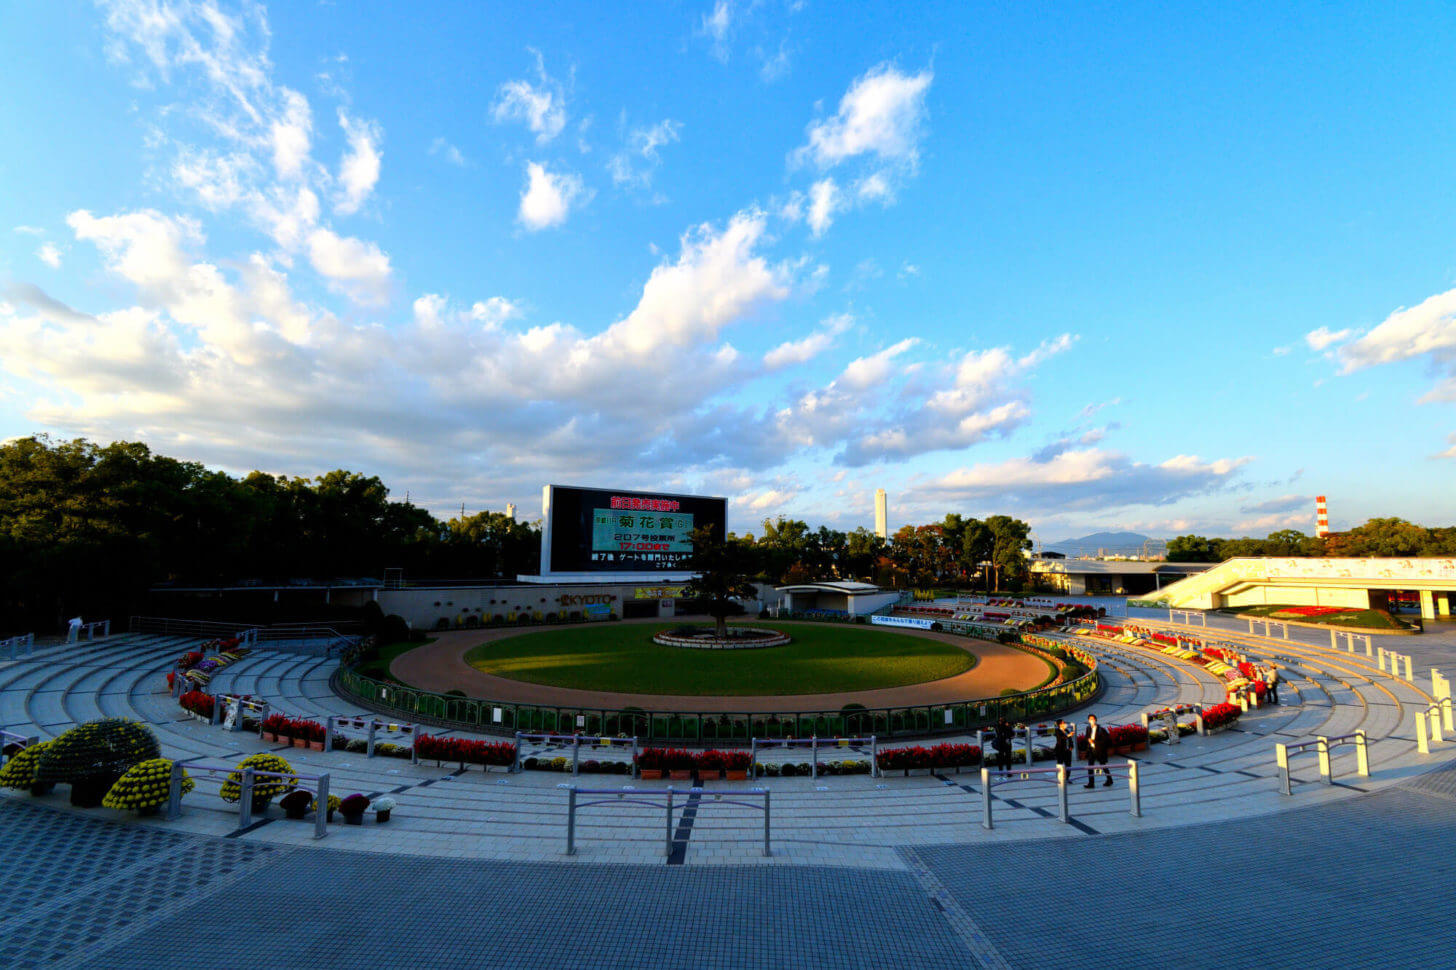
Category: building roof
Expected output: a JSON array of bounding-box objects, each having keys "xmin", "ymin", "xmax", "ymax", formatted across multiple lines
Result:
[
  {"xmin": 775, "ymin": 581, "xmax": 883, "ymax": 594},
  {"xmin": 1029, "ymin": 560, "xmax": 1213, "ymax": 576}
]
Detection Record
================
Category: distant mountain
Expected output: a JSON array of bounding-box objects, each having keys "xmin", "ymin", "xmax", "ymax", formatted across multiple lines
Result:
[{"xmin": 1043, "ymin": 531, "xmax": 1166, "ymax": 558}]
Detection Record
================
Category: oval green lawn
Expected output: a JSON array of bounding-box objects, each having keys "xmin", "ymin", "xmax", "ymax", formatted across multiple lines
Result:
[{"xmin": 461, "ymin": 621, "xmax": 975, "ymax": 695}]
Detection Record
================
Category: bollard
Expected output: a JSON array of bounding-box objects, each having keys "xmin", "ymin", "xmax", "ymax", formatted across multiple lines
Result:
[
  {"xmin": 1417, "ymin": 714, "xmax": 1431, "ymax": 755},
  {"xmin": 1377, "ymin": 648, "xmax": 1387, "ymax": 673},
  {"xmin": 1354, "ymin": 730, "xmax": 1369, "ymax": 777},
  {"xmin": 1364, "ymin": 636, "xmax": 1373, "ymax": 657},
  {"xmin": 1442, "ymin": 698, "xmax": 1456, "ymax": 735},
  {"xmin": 763, "ymin": 790, "xmax": 772, "ymax": 857},
  {"xmin": 1057, "ymin": 764, "xmax": 1069, "ymax": 823},
  {"xmin": 1431, "ymin": 706, "xmax": 1445, "ymax": 746},
  {"xmin": 314, "ymin": 774, "xmax": 330, "ymax": 840},
  {"xmin": 1195, "ymin": 710, "xmax": 1205, "ymax": 737},
  {"xmin": 1127, "ymin": 760, "xmax": 1141, "ymax": 817},
  {"xmin": 1276, "ymin": 743, "xmax": 1292, "ymax": 795},
  {"xmin": 238, "ymin": 767, "xmax": 255, "ymax": 829},
  {"xmin": 980, "ymin": 767, "xmax": 993, "ymax": 830},
  {"xmin": 664, "ymin": 788, "xmax": 675, "ymax": 858},
  {"xmin": 1317, "ymin": 736, "xmax": 1332, "ymax": 785},
  {"xmin": 1403, "ymin": 655, "xmax": 1414, "ymax": 683},
  {"xmin": 165, "ymin": 761, "xmax": 185, "ymax": 820},
  {"xmin": 566, "ymin": 787, "xmax": 577, "ymax": 855}
]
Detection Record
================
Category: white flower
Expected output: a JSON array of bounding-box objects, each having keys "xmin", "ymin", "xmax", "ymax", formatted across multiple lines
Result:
[{"xmin": 370, "ymin": 796, "xmax": 397, "ymax": 812}]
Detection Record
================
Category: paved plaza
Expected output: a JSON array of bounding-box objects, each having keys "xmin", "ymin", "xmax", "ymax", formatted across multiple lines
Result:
[{"xmin": 2, "ymin": 610, "xmax": 1455, "ymax": 968}]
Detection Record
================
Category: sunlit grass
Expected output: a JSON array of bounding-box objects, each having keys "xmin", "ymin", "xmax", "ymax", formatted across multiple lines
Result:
[{"xmin": 461, "ymin": 621, "xmax": 976, "ymax": 695}]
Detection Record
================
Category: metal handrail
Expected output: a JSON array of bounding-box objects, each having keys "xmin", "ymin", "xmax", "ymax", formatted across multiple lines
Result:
[
  {"xmin": 514, "ymin": 732, "xmax": 639, "ymax": 776},
  {"xmin": 169, "ymin": 762, "xmax": 330, "ymax": 839},
  {"xmin": 1276, "ymin": 730, "xmax": 1369, "ymax": 794},
  {"xmin": 980, "ymin": 760, "xmax": 1142, "ymax": 828},
  {"xmin": 564, "ymin": 785, "xmax": 770, "ymax": 858}
]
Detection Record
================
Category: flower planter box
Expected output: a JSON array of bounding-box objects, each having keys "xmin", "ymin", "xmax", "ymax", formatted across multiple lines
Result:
[
  {"xmin": 725, "ymin": 770, "xmax": 748, "ymax": 781},
  {"xmin": 291, "ymin": 737, "xmax": 308, "ymax": 748},
  {"xmin": 639, "ymin": 769, "xmax": 664, "ymax": 780},
  {"xmin": 1113, "ymin": 745, "xmax": 1132, "ymax": 757},
  {"xmin": 668, "ymin": 770, "xmax": 693, "ymax": 781},
  {"xmin": 308, "ymin": 741, "xmax": 324, "ymax": 751},
  {"xmin": 1131, "ymin": 742, "xmax": 1147, "ymax": 752}
]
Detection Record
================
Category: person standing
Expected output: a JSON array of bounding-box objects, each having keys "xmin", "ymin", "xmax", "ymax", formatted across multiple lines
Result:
[
  {"xmin": 993, "ymin": 717, "xmax": 1013, "ymax": 772},
  {"xmin": 1053, "ymin": 719, "xmax": 1074, "ymax": 781},
  {"xmin": 1084, "ymin": 714, "xmax": 1112, "ymax": 788},
  {"xmin": 1264, "ymin": 666, "xmax": 1280, "ymax": 705}
]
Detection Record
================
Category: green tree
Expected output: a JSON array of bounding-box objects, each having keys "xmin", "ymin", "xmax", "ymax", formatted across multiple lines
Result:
[
  {"xmin": 1166, "ymin": 535, "xmax": 1220, "ymax": 562},
  {"xmin": 680, "ymin": 524, "xmax": 758, "ymax": 637},
  {"xmin": 985, "ymin": 515, "xmax": 1032, "ymax": 591}
]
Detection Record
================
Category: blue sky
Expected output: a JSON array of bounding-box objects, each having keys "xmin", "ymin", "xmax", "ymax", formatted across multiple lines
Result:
[{"xmin": 2, "ymin": 1, "xmax": 1455, "ymax": 542}]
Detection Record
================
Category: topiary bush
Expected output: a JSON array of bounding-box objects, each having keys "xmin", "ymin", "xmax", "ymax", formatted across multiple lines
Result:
[
  {"xmin": 0, "ymin": 741, "xmax": 53, "ymax": 795},
  {"xmin": 103, "ymin": 758, "xmax": 194, "ymax": 814},
  {"xmin": 36, "ymin": 719, "xmax": 161, "ymax": 806},
  {"xmin": 219, "ymin": 753, "xmax": 297, "ymax": 808}
]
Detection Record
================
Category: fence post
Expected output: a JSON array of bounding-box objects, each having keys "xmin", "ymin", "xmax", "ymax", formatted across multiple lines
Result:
[
  {"xmin": 314, "ymin": 773, "xmax": 329, "ymax": 840},
  {"xmin": 763, "ymin": 790, "xmax": 772, "ymax": 857},
  {"xmin": 1127, "ymin": 760, "xmax": 1141, "ymax": 817},
  {"xmin": 1354, "ymin": 730, "xmax": 1369, "ymax": 777},
  {"xmin": 1431, "ymin": 705, "xmax": 1445, "ymax": 746},
  {"xmin": 1317, "ymin": 736, "xmax": 1332, "ymax": 785},
  {"xmin": 238, "ymin": 767, "xmax": 255, "ymax": 829},
  {"xmin": 870, "ymin": 735, "xmax": 879, "ymax": 778},
  {"xmin": 1403, "ymin": 655, "xmax": 1414, "ymax": 683},
  {"xmin": 750, "ymin": 738, "xmax": 757, "ymax": 781},
  {"xmin": 1377, "ymin": 648, "xmax": 1387, "ymax": 673},
  {"xmin": 980, "ymin": 767, "xmax": 993, "ymax": 830},
  {"xmin": 1364, "ymin": 636, "xmax": 1373, "ymax": 657},
  {"xmin": 572, "ymin": 734, "xmax": 581, "ymax": 777},
  {"xmin": 324, "ymin": 717, "xmax": 335, "ymax": 754},
  {"xmin": 1057, "ymin": 764, "xmax": 1069, "ymax": 823},
  {"xmin": 630, "ymin": 736, "xmax": 638, "ymax": 777},
  {"xmin": 664, "ymin": 788, "xmax": 675, "ymax": 858},
  {"xmin": 1443, "ymin": 698, "xmax": 1455, "ymax": 736},
  {"xmin": 512, "ymin": 732, "xmax": 522, "ymax": 773},
  {"xmin": 566, "ymin": 787, "xmax": 577, "ymax": 856},
  {"xmin": 210, "ymin": 696, "xmax": 222, "ymax": 726},
  {"xmin": 257, "ymin": 702, "xmax": 269, "ymax": 738},
  {"xmin": 367, "ymin": 720, "xmax": 378, "ymax": 758},
  {"xmin": 165, "ymin": 761, "xmax": 185, "ymax": 820},
  {"xmin": 1024, "ymin": 727, "xmax": 1034, "ymax": 766},
  {"xmin": 1417, "ymin": 713, "xmax": 1431, "ymax": 755}
]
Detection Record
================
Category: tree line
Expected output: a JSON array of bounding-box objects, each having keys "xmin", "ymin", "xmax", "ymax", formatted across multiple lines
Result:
[{"xmin": 1166, "ymin": 519, "xmax": 1456, "ymax": 562}]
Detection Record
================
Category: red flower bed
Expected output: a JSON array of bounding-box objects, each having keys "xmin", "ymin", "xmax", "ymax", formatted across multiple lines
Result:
[
  {"xmin": 1278, "ymin": 606, "xmax": 1346, "ymax": 617},
  {"xmin": 177, "ymin": 651, "xmax": 204, "ymax": 670},
  {"xmin": 179, "ymin": 690, "xmax": 214, "ymax": 718},
  {"xmin": 636, "ymin": 748, "xmax": 698, "ymax": 771},
  {"xmin": 413, "ymin": 734, "xmax": 516, "ymax": 766},
  {"xmin": 1108, "ymin": 724, "xmax": 1149, "ymax": 747},
  {"xmin": 1201, "ymin": 702, "xmax": 1241, "ymax": 730},
  {"xmin": 875, "ymin": 743, "xmax": 981, "ymax": 771},
  {"xmin": 262, "ymin": 713, "xmax": 289, "ymax": 735}
]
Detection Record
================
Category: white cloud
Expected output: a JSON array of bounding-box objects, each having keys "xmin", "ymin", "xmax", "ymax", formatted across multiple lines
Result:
[
  {"xmin": 334, "ymin": 109, "xmax": 382, "ymax": 215},
  {"xmin": 806, "ymin": 177, "xmax": 840, "ymax": 237},
  {"xmin": 37, "ymin": 243, "xmax": 62, "ymax": 268},
  {"xmin": 492, "ymin": 51, "xmax": 567, "ymax": 143},
  {"xmin": 699, "ymin": 1, "xmax": 733, "ymax": 61},
  {"xmin": 306, "ymin": 227, "xmax": 392, "ymax": 306},
  {"xmin": 840, "ymin": 338, "xmax": 918, "ymax": 390},
  {"xmin": 429, "ymin": 137, "xmax": 466, "ymax": 166},
  {"xmin": 1436, "ymin": 434, "xmax": 1456, "ymax": 460},
  {"xmin": 794, "ymin": 63, "xmax": 933, "ymax": 169},
  {"xmin": 763, "ymin": 313, "xmax": 853, "ymax": 370},
  {"xmin": 269, "ymin": 87, "xmax": 312, "ymax": 180},
  {"xmin": 1305, "ymin": 326, "xmax": 1353, "ymax": 351},
  {"xmin": 13, "ymin": 225, "xmax": 45, "ymax": 236},
  {"xmin": 855, "ymin": 171, "xmax": 892, "ymax": 202},
  {"xmin": 608, "ymin": 118, "xmax": 681, "ymax": 189},
  {"xmin": 517, "ymin": 162, "xmax": 587, "ymax": 231}
]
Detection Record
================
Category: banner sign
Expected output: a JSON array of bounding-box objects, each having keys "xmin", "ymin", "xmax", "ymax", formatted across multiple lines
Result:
[
  {"xmin": 635, "ymin": 586, "xmax": 688, "ymax": 600},
  {"xmin": 870, "ymin": 615, "xmax": 934, "ymax": 630}
]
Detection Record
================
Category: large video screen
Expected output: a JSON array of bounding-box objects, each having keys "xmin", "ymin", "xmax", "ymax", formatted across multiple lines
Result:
[{"xmin": 545, "ymin": 485, "xmax": 727, "ymax": 573}]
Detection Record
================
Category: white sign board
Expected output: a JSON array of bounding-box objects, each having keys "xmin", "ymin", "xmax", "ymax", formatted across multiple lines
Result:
[{"xmin": 870, "ymin": 615, "xmax": 934, "ymax": 630}]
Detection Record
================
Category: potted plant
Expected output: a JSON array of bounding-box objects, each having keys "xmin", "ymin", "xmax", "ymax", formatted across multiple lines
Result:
[
  {"xmin": 103, "ymin": 759, "xmax": 193, "ymax": 815},
  {"xmin": 371, "ymin": 795, "xmax": 396, "ymax": 823},
  {"xmin": 667, "ymin": 749, "xmax": 695, "ymax": 781},
  {"xmin": 636, "ymin": 748, "xmax": 665, "ymax": 780},
  {"xmin": 0, "ymin": 741, "xmax": 54, "ymax": 796},
  {"xmin": 218, "ymin": 753, "xmax": 297, "ymax": 813},
  {"xmin": 314, "ymin": 793, "xmax": 341, "ymax": 823},
  {"xmin": 696, "ymin": 749, "xmax": 725, "ymax": 780},
  {"xmin": 724, "ymin": 751, "xmax": 752, "ymax": 781},
  {"xmin": 280, "ymin": 789, "xmax": 313, "ymax": 820},
  {"xmin": 339, "ymin": 793, "xmax": 370, "ymax": 824},
  {"xmin": 35, "ymin": 718, "xmax": 161, "ymax": 808},
  {"xmin": 262, "ymin": 714, "xmax": 288, "ymax": 743}
]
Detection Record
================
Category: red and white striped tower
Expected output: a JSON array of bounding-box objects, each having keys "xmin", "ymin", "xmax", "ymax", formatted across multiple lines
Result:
[{"xmin": 1315, "ymin": 495, "xmax": 1330, "ymax": 538}]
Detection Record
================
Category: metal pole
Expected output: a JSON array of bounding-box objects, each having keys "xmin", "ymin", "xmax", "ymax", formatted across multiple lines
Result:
[
  {"xmin": 367, "ymin": 720, "xmax": 378, "ymax": 758},
  {"xmin": 980, "ymin": 767, "xmax": 993, "ymax": 830},
  {"xmin": 1403, "ymin": 655, "xmax": 1414, "ymax": 683},
  {"xmin": 572, "ymin": 734, "xmax": 581, "ymax": 777},
  {"xmin": 1364, "ymin": 636, "xmax": 1372, "ymax": 657},
  {"xmin": 1444, "ymin": 698, "xmax": 1455, "ymax": 735},
  {"xmin": 566, "ymin": 787, "xmax": 577, "ymax": 855},
  {"xmin": 870, "ymin": 735, "xmax": 878, "ymax": 778},
  {"xmin": 1355, "ymin": 730, "xmax": 1369, "ymax": 777},
  {"xmin": 210, "ymin": 696, "xmax": 222, "ymax": 726},
  {"xmin": 1127, "ymin": 760, "xmax": 1141, "ymax": 817},
  {"xmin": 315, "ymin": 774, "xmax": 329, "ymax": 839},
  {"xmin": 1417, "ymin": 714, "xmax": 1430, "ymax": 755},
  {"xmin": 512, "ymin": 732, "xmax": 522, "ymax": 773},
  {"xmin": 1317, "ymin": 736, "xmax": 1332, "ymax": 785},
  {"xmin": 324, "ymin": 717, "xmax": 334, "ymax": 754},
  {"xmin": 763, "ymin": 791, "xmax": 772, "ymax": 857},
  {"xmin": 1057, "ymin": 764, "xmax": 1069, "ymax": 823},
  {"xmin": 750, "ymin": 738, "xmax": 757, "ymax": 781},
  {"xmin": 665, "ymin": 789, "xmax": 675, "ymax": 858},
  {"xmin": 258, "ymin": 702, "xmax": 269, "ymax": 738},
  {"xmin": 811, "ymin": 736, "xmax": 817, "ymax": 781},
  {"xmin": 238, "ymin": 768, "xmax": 255, "ymax": 829},
  {"xmin": 631, "ymin": 737, "xmax": 639, "ymax": 777}
]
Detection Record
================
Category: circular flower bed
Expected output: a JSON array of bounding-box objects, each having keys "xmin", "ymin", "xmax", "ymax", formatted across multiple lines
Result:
[{"xmin": 651, "ymin": 626, "xmax": 791, "ymax": 650}]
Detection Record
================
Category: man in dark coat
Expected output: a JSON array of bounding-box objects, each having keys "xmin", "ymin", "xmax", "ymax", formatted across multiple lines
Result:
[
  {"xmin": 993, "ymin": 717, "xmax": 1013, "ymax": 771},
  {"xmin": 1053, "ymin": 719, "xmax": 1074, "ymax": 777},
  {"xmin": 1084, "ymin": 714, "xmax": 1113, "ymax": 788}
]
